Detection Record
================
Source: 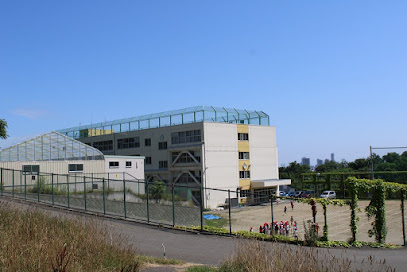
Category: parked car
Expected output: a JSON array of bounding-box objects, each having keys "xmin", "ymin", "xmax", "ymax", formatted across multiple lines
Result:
[
  {"xmin": 287, "ymin": 191, "xmax": 296, "ymax": 197},
  {"xmin": 320, "ymin": 190, "xmax": 336, "ymax": 199},
  {"xmin": 279, "ymin": 191, "xmax": 288, "ymax": 197},
  {"xmin": 301, "ymin": 190, "xmax": 313, "ymax": 198},
  {"xmin": 294, "ymin": 191, "xmax": 304, "ymax": 198}
]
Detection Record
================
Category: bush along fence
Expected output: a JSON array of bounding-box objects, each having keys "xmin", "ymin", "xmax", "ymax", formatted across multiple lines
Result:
[
  {"xmin": 346, "ymin": 177, "xmax": 407, "ymax": 245},
  {"xmin": 0, "ymin": 167, "xmax": 406, "ymax": 248}
]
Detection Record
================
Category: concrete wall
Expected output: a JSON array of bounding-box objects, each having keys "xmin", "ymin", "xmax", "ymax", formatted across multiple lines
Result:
[
  {"xmin": 249, "ymin": 125, "xmax": 279, "ymax": 180},
  {"xmin": 203, "ymin": 122, "xmax": 238, "ymax": 208}
]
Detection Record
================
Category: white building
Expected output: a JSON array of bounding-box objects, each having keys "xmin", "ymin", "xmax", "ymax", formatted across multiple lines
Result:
[
  {"xmin": 58, "ymin": 106, "xmax": 291, "ymax": 209},
  {"xmin": 0, "ymin": 131, "xmax": 145, "ymax": 193}
]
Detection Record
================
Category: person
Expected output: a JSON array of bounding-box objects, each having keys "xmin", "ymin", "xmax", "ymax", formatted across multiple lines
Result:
[
  {"xmin": 290, "ymin": 199, "xmax": 294, "ymax": 210},
  {"xmin": 259, "ymin": 225, "xmax": 263, "ymax": 234},
  {"xmin": 274, "ymin": 222, "xmax": 279, "ymax": 235},
  {"xmin": 294, "ymin": 227, "xmax": 298, "ymax": 240},
  {"xmin": 290, "ymin": 215, "xmax": 294, "ymax": 227},
  {"xmin": 250, "ymin": 227, "xmax": 253, "ymax": 233},
  {"xmin": 284, "ymin": 206, "xmax": 287, "ymax": 214},
  {"xmin": 315, "ymin": 223, "xmax": 320, "ymax": 236}
]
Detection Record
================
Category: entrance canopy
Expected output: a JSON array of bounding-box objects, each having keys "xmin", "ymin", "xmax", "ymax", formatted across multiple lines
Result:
[{"xmin": 251, "ymin": 179, "xmax": 291, "ymax": 189}]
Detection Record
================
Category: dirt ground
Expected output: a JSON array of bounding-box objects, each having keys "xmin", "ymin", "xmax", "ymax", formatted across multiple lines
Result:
[{"xmin": 214, "ymin": 199, "xmax": 406, "ymax": 245}]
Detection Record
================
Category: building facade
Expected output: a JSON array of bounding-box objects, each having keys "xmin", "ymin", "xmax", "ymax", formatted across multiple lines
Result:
[{"xmin": 58, "ymin": 107, "xmax": 290, "ymax": 209}]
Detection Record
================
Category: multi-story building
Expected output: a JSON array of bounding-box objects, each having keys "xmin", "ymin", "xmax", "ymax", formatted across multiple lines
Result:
[
  {"xmin": 58, "ymin": 106, "xmax": 290, "ymax": 209},
  {"xmin": 301, "ymin": 157, "xmax": 311, "ymax": 167}
]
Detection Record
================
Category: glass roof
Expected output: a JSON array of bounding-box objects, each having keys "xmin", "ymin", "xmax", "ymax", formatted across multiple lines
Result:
[
  {"xmin": 0, "ymin": 131, "xmax": 104, "ymax": 162},
  {"xmin": 57, "ymin": 106, "xmax": 270, "ymax": 139}
]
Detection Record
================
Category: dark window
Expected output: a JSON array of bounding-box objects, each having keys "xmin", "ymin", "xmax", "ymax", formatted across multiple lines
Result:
[
  {"xmin": 145, "ymin": 138, "xmax": 151, "ymax": 146},
  {"xmin": 171, "ymin": 130, "xmax": 201, "ymax": 144},
  {"xmin": 117, "ymin": 137, "xmax": 140, "ymax": 149},
  {"xmin": 159, "ymin": 161, "xmax": 168, "ymax": 169},
  {"xmin": 145, "ymin": 157, "xmax": 152, "ymax": 165},
  {"xmin": 158, "ymin": 141, "xmax": 167, "ymax": 150},
  {"xmin": 68, "ymin": 164, "xmax": 83, "ymax": 172},
  {"xmin": 239, "ymin": 171, "xmax": 250, "ymax": 179},
  {"xmin": 172, "ymin": 151, "xmax": 201, "ymax": 164},
  {"xmin": 93, "ymin": 140, "xmax": 113, "ymax": 151},
  {"xmin": 22, "ymin": 165, "xmax": 39, "ymax": 175},
  {"xmin": 109, "ymin": 161, "xmax": 119, "ymax": 168},
  {"xmin": 238, "ymin": 133, "xmax": 249, "ymax": 141},
  {"xmin": 126, "ymin": 161, "xmax": 132, "ymax": 168},
  {"xmin": 240, "ymin": 190, "xmax": 250, "ymax": 198},
  {"xmin": 239, "ymin": 152, "xmax": 250, "ymax": 160}
]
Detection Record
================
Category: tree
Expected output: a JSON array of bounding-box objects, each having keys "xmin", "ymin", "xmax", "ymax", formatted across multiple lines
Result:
[
  {"xmin": 150, "ymin": 180, "xmax": 166, "ymax": 201},
  {"xmin": 0, "ymin": 119, "xmax": 7, "ymax": 139}
]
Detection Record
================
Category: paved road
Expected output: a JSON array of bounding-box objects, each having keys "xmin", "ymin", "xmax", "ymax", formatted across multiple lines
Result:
[{"xmin": 1, "ymin": 197, "xmax": 406, "ymax": 271}]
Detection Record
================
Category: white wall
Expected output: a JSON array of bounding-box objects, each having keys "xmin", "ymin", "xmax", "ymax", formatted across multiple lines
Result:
[
  {"xmin": 203, "ymin": 122, "xmax": 239, "ymax": 208},
  {"xmin": 249, "ymin": 126, "xmax": 279, "ymax": 180}
]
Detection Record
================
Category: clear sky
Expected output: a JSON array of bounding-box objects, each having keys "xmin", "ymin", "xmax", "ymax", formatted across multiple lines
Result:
[{"xmin": 1, "ymin": 1, "xmax": 406, "ymax": 166}]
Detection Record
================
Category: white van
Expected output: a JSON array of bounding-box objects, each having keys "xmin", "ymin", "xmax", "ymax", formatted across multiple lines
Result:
[{"xmin": 320, "ymin": 191, "xmax": 336, "ymax": 199}]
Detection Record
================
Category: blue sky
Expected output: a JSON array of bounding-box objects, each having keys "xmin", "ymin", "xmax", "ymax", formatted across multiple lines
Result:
[{"xmin": 1, "ymin": 1, "xmax": 406, "ymax": 166}]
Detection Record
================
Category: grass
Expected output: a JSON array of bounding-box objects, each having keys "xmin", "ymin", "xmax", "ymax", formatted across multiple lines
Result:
[
  {"xmin": 0, "ymin": 202, "xmax": 182, "ymax": 271},
  {"xmin": 187, "ymin": 239, "xmax": 395, "ymax": 272},
  {"xmin": 204, "ymin": 213, "xmax": 228, "ymax": 228}
]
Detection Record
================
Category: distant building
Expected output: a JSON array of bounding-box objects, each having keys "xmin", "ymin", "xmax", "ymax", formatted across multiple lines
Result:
[
  {"xmin": 331, "ymin": 153, "xmax": 335, "ymax": 162},
  {"xmin": 316, "ymin": 159, "xmax": 323, "ymax": 166},
  {"xmin": 324, "ymin": 159, "xmax": 330, "ymax": 164},
  {"xmin": 301, "ymin": 157, "xmax": 310, "ymax": 166}
]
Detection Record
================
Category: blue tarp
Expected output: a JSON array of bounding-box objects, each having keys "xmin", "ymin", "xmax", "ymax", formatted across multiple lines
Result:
[{"xmin": 204, "ymin": 214, "xmax": 221, "ymax": 220}]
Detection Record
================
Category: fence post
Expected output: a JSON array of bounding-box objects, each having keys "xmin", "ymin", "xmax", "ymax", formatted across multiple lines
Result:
[
  {"xmin": 51, "ymin": 174, "xmax": 54, "ymax": 205},
  {"xmin": 37, "ymin": 174, "xmax": 40, "ymax": 203},
  {"xmin": 146, "ymin": 181, "xmax": 150, "ymax": 223},
  {"xmin": 0, "ymin": 168, "xmax": 3, "ymax": 196},
  {"xmin": 24, "ymin": 172, "xmax": 27, "ymax": 200},
  {"xmin": 271, "ymin": 195, "xmax": 274, "ymax": 223},
  {"xmin": 103, "ymin": 178, "xmax": 106, "ymax": 215},
  {"xmin": 123, "ymin": 176, "xmax": 127, "ymax": 218},
  {"xmin": 402, "ymin": 192, "xmax": 406, "ymax": 246},
  {"xmin": 67, "ymin": 175, "xmax": 70, "ymax": 208},
  {"xmin": 12, "ymin": 169, "xmax": 14, "ymax": 197},
  {"xmin": 172, "ymin": 185, "xmax": 175, "ymax": 227},
  {"xmin": 200, "ymin": 186, "xmax": 203, "ymax": 231},
  {"xmin": 83, "ymin": 176, "xmax": 87, "ymax": 211},
  {"xmin": 228, "ymin": 189, "xmax": 232, "ymax": 235}
]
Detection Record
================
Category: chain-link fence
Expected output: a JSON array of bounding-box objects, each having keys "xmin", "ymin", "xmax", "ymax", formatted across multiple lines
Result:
[{"xmin": 0, "ymin": 167, "xmax": 406, "ymax": 245}]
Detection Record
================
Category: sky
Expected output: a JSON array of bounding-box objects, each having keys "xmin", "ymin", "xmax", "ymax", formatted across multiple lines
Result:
[{"xmin": 1, "ymin": 1, "xmax": 406, "ymax": 166}]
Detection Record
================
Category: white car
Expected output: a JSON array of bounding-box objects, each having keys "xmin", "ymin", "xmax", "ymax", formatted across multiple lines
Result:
[{"xmin": 320, "ymin": 191, "xmax": 336, "ymax": 199}]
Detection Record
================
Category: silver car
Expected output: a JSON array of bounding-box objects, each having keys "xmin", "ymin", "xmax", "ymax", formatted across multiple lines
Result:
[{"xmin": 320, "ymin": 190, "xmax": 336, "ymax": 199}]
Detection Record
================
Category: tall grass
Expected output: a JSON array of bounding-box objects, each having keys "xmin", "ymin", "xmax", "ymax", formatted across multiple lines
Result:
[
  {"xmin": 0, "ymin": 202, "xmax": 140, "ymax": 271},
  {"xmin": 189, "ymin": 240, "xmax": 394, "ymax": 272}
]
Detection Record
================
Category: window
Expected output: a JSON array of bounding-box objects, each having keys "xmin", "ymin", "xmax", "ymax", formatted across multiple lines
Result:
[
  {"xmin": 145, "ymin": 138, "xmax": 151, "ymax": 146},
  {"xmin": 239, "ymin": 171, "xmax": 250, "ymax": 179},
  {"xmin": 22, "ymin": 165, "xmax": 39, "ymax": 175},
  {"xmin": 172, "ymin": 150, "xmax": 201, "ymax": 164},
  {"xmin": 159, "ymin": 160, "xmax": 168, "ymax": 169},
  {"xmin": 240, "ymin": 190, "xmax": 250, "ymax": 198},
  {"xmin": 93, "ymin": 140, "xmax": 113, "ymax": 151},
  {"xmin": 158, "ymin": 141, "xmax": 167, "ymax": 150},
  {"xmin": 68, "ymin": 164, "xmax": 83, "ymax": 172},
  {"xmin": 239, "ymin": 152, "xmax": 250, "ymax": 160},
  {"xmin": 109, "ymin": 161, "xmax": 119, "ymax": 168},
  {"xmin": 117, "ymin": 137, "xmax": 140, "ymax": 149},
  {"xmin": 126, "ymin": 161, "xmax": 132, "ymax": 168},
  {"xmin": 145, "ymin": 157, "xmax": 152, "ymax": 165},
  {"xmin": 238, "ymin": 133, "xmax": 249, "ymax": 141},
  {"xmin": 171, "ymin": 130, "xmax": 201, "ymax": 144}
]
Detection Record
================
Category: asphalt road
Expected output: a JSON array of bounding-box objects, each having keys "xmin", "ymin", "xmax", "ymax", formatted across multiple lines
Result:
[{"xmin": 1, "ymin": 197, "xmax": 406, "ymax": 271}]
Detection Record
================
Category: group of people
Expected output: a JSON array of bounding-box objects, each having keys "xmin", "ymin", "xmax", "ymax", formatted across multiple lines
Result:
[{"xmin": 250, "ymin": 215, "xmax": 299, "ymax": 240}]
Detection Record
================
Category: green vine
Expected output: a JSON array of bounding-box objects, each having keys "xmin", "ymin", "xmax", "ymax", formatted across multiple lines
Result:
[{"xmin": 365, "ymin": 180, "xmax": 387, "ymax": 243}]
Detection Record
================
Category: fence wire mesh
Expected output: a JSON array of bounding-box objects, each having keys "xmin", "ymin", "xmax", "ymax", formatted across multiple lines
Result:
[{"xmin": 0, "ymin": 167, "xmax": 406, "ymax": 245}]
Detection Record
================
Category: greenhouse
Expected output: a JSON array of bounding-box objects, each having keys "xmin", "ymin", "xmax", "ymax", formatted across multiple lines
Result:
[
  {"xmin": 0, "ymin": 131, "xmax": 104, "ymax": 162},
  {"xmin": 57, "ymin": 106, "xmax": 270, "ymax": 139}
]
